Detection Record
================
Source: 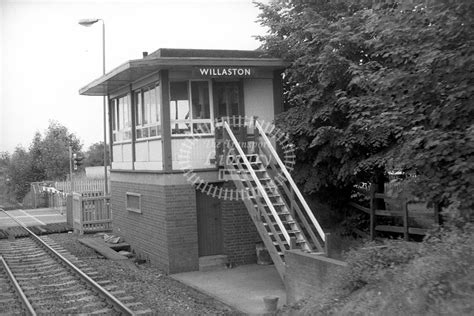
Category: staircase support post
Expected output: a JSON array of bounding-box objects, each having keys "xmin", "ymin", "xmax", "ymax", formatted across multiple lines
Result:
[
  {"xmin": 324, "ymin": 232, "xmax": 335, "ymax": 258},
  {"xmin": 290, "ymin": 237, "xmax": 297, "ymax": 250}
]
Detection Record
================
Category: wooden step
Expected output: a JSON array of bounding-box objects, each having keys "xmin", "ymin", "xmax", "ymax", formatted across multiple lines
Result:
[
  {"xmin": 266, "ymin": 211, "xmax": 291, "ymax": 216},
  {"xmin": 250, "ymin": 194, "xmax": 280, "ymax": 200},
  {"xmin": 267, "ymin": 229, "xmax": 301, "ymax": 236},
  {"xmin": 229, "ymin": 160, "xmax": 261, "ymax": 165},
  {"xmin": 250, "ymin": 177, "xmax": 272, "ymax": 182},
  {"xmin": 263, "ymin": 220, "xmax": 296, "ymax": 227},
  {"xmin": 255, "ymin": 202, "xmax": 285, "ymax": 208},
  {"xmin": 272, "ymin": 239, "xmax": 306, "ymax": 246}
]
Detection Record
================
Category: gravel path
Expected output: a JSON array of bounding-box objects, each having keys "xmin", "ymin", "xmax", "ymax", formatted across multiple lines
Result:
[{"xmin": 48, "ymin": 233, "xmax": 242, "ymax": 315}]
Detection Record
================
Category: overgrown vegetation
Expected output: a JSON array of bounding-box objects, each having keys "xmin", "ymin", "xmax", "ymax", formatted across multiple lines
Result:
[
  {"xmin": 84, "ymin": 142, "xmax": 110, "ymax": 168},
  {"xmin": 256, "ymin": 0, "xmax": 474, "ymax": 218},
  {"xmin": 256, "ymin": 0, "xmax": 474, "ymax": 314},
  {"xmin": 282, "ymin": 223, "xmax": 474, "ymax": 315},
  {"xmin": 1, "ymin": 121, "xmax": 113, "ymax": 203},
  {"xmin": 3, "ymin": 121, "xmax": 82, "ymax": 201}
]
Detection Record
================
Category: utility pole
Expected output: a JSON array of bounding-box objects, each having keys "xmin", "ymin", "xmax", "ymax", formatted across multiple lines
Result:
[{"xmin": 69, "ymin": 145, "xmax": 74, "ymax": 193}]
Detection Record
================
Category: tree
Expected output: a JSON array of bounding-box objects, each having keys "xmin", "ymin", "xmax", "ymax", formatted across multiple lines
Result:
[
  {"xmin": 3, "ymin": 121, "xmax": 83, "ymax": 202},
  {"xmin": 6, "ymin": 147, "xmax": 34, "ymax": 201},
  {"xmin": 29, "ymin": 132, "xmax": 46, "ymax": 182},
  {"xmin": 40, "ymin": 121, "xmax": 82, "ymax": 180},
  {"xmin": 84, "ymin": 142, "xmax": 110, "ymax": 167},
  {"xmin": 0, "ymin": 152, "xmax": 9, "ymax": 170},
  {"xmin": 0, "ymin": 152, "xmax": 11, "ymax": 199},
  {"xmin": 256, "ymin": 0, "xmax": 474, "ymax": 215}
]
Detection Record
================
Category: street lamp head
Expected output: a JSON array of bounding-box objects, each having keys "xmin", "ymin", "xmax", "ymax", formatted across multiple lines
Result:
[{"xmin": 78, "ymin": 18, "xmax": 100, "ymax": 26}]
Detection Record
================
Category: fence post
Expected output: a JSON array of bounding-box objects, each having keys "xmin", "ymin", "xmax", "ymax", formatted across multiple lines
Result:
[
  {"xmin": 369, "ymin": 184, "xmax": 376, "ymax": 240},
  {"xmin": 66, "ymin": 194, "xmax": 73, "ymax": 227},
  {"xmin": 403, "ymin": 198, "xmax": 409, "ymax": 241}
]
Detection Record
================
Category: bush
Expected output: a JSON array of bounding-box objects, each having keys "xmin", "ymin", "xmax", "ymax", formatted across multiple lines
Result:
[
  {"xmin": 339, "ymin": 240, "xmax": 419, "ymax": 292},
  {"xmin": 409, "ymin": 224, "xmax": 474, "ymax": 307}
]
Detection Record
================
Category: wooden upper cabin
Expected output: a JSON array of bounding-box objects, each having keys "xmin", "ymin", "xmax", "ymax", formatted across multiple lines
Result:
[{"xmin": 79, "ymin": 48, "xmax": 289, "ymax": 173}]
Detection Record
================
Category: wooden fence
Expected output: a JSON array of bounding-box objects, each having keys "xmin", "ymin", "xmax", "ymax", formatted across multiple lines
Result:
[
  {"xmin": 72, "ymin": 192, "xmax": 112, "ymax": 234},
  {"xmin": 56, "ymin": 178, "xmax": 107, "ymax": 194},
  {"xmin": 350, "ymin": 184, "xmax": 440, "ymax": 240}
]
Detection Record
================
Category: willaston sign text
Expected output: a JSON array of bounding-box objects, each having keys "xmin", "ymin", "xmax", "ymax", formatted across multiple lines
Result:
[{"xmin": 194, "ymin": 67, "xmax": 254, "ymax": 78}]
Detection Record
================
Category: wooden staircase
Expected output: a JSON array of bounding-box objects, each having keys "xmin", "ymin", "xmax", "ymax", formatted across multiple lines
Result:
[{"xmin": 221, "ymin": 120, "xmax": 326, "ymax": 280}]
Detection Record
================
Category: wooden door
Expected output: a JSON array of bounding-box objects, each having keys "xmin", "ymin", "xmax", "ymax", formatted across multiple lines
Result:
[
  {"xmin": 213, "ymin": 81, "xmax": 246, "ymax": 164},
  {"xmin": 213, "ymin": 81, "xmax": 243, "ymax": 118},
  {"xmin": 196, "ymin": 190, "xmax": 223, "ymax": 256}
]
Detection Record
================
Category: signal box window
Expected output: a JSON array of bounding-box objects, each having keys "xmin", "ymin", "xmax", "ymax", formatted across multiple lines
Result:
[
  {"xmin": 111, "ymin": 95, "xmax": 132, "ymax": 142},
  {"xmin": 170, "ymin": 81, "xmax": 212, "ymax": 135},
  {"xmin": 134, "ymin": 84, "xmax": 161, "ymax": 140}
]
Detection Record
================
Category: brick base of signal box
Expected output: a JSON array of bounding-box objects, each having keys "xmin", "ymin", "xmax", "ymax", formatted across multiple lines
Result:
[{"xmin": 110, "ymin": 171, "xmax": 260, "ymax": 274}]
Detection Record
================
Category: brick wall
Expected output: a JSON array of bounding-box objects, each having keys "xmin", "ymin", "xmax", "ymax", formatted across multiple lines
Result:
[
  {"xmin": 111, "ymin": 176, "xmax": 198, "ymax": 274},
  {"xmin": 221, "ymin": 188, "xmax": 261, "ymax": 265},
  {"xmin": 285, "ymin": 250, "xmax": 348, "ymax": 304},
  {"xmin": 164, "ymin": 185, "xmax": 199, "ymax": 273},
  {"xmin": 111, "ymin": 173, "xmax": 262, "ymax": 272}
]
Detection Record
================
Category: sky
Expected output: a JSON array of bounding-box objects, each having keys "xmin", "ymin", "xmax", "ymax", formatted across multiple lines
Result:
[{"xmin": 0, "ymin": 0, "xmax": 270, "ymax": 154}]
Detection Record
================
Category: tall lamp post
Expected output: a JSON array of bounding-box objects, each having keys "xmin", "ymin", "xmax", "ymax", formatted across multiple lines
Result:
[{"xmin": 78, "ymin": 18, "xmax": 108, "ymax": 195}]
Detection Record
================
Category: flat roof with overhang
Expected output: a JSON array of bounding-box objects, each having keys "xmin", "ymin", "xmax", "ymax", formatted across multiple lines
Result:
[{"xmin": 79, "ymin": 48, "xmax": 289, "ymax": 96}]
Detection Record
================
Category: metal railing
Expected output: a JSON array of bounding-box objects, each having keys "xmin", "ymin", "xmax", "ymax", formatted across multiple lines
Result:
[
  {"xmin": 223, "ymin": 121, "xmax": 291, "ymax": 244},
  {"xmin": 255, "ymin": 121, "xmax": 326, "ymax": 251}
]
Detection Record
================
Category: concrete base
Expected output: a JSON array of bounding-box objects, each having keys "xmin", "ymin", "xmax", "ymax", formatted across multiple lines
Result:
[
  {"xmin": 172, "ymin": 264, "xmax": 286, "ymax": 314},
  {"xmin": 199, "ymin": 255, "xmax": 228, "ymax": 271}
]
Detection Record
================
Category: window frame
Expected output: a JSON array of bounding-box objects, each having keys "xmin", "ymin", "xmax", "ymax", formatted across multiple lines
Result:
[
  {"xmin": 170, "ymin": 79, "xmax": 214, "ymax": 137},
  {"xmin": 134, "ymin": 83, "xmax": 162, "ymax": 141},
  {"xmin": 112, "ymin": 94, "xmax": 132, "ymax": 143},
  {"xmin": 126, "ymin": 192, "xmax": 142, "ymax": 213}
]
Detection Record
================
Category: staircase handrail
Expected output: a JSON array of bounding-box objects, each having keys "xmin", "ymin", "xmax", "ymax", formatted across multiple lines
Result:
[
  {"xmin": 223, "ymin": 121, "xmax": 291, "ymax": 244},
  {"xmin": 255, "ymin": 121, "xmax": 326, "ymax": 242}
]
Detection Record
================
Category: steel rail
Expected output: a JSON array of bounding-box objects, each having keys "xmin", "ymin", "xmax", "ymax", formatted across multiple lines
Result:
[
  {"xmin": 0, "ymin": 209, "xmax": 135, "ymax": 315},
  {"xmin": 0, "ymin": 255, "xmax": 37, "ymax": 316}
]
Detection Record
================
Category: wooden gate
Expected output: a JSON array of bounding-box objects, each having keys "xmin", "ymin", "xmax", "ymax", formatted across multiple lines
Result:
[{"xmin": 72, "ymin": 192, "xmax": 112, "ymax": 234}]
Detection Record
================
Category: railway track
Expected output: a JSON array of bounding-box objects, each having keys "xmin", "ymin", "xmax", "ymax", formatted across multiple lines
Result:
[{"xmin": 0, "ymin": 209, "xmax": 151, "ymax": 315}]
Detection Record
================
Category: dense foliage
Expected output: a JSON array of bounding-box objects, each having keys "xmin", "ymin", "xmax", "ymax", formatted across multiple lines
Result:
[
  {"xmin": 289, "ymin": 224, "xmax": 474, "ymax": 315},
  {"xmin": 84, "ymin": 142, "xmax": 110, "ymax": 167},
  {"xmin": 4, "ymin": 121, "xmax": 82, "ymax": 201},
  {"xmin": 256, "ymin": 0, "xmax": 474, "ymax": 215}
]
